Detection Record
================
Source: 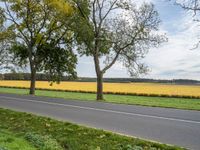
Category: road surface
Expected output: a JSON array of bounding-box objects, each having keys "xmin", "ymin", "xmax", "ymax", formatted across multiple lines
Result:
[{"xmin": 0, "ymin": 93, "xmax": 200, "ymax": 150}]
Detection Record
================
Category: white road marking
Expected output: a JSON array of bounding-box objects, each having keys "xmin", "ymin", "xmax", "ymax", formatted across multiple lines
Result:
[{"xmin": 0, "ymin": 95, "xmax": 200, "ymax": 124}]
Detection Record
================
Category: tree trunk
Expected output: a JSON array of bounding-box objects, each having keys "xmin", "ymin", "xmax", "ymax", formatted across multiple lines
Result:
[
  {"xmin": 29, "ymin": 64, "xmax": 36, "ymax": 95},
  {"xmin": 96, "ymin": 73, "xmax": 103, "ymax": 100}
]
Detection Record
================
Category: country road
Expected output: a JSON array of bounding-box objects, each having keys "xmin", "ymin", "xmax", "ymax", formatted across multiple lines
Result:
[{"xmin": 0, "ymin": 93, "xmax": 200, "ymax": 150}]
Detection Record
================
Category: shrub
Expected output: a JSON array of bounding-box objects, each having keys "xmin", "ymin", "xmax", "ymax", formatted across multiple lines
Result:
[
  {"xmin": 0, "ymin": 147, "xmax": 8, "ymax": 150},
  {"xmin": 25, "ymin": 132, "xmax": 63, "ymax": 150}
]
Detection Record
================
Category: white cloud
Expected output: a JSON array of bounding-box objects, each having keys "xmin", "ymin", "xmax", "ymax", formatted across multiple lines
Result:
[{"xmin": 144, "ymin": 12, "xmax": 200, "ymax": 79}]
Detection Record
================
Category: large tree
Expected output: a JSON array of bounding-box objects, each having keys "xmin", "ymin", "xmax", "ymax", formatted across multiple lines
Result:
[
  {"xmin": 75, "ymin": 0, "xmax": 166, "ymax": 100},
  {"xmin": 1, "ymin": 0, "xmax": 77, "ymax": 94}
]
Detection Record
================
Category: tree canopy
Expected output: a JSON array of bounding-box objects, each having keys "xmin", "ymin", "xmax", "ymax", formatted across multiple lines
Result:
[
  {"xmin": 0, "ymin": 0, "xmax": 78, "ymax": 94},
  {"xmin": 0, "ymin": 0, "xmax": 166, "ymax": 100},
  {"xmin": 75, "ymin": 0, "xmax": 166, "ymax": 100}
]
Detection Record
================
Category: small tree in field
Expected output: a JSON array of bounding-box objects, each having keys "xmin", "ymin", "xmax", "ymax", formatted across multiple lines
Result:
[
  {"xmin": 1, "ymin": 0, "xmax": 77, "ymax": 95},
  {"xmin": 75, "ymin": 0, "xmax": 166, "ymax": 100}
]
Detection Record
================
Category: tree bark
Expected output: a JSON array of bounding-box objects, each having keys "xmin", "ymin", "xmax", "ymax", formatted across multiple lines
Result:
[
  {"xmin": 96, "ymin": 73, "xmax": 103, "ymax": 100},
  {"xmin": 29, "ymin": 63, "xmax": 36, "ymax": 95},
  {"xmin": 94, "ymin": 52, "xmax": 104, "ymax": 101}
]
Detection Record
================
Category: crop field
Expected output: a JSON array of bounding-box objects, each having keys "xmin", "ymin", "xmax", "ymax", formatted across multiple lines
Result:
[{"xmin": 0, "ymin": 80, "xmax": 200, "ymax": 98}]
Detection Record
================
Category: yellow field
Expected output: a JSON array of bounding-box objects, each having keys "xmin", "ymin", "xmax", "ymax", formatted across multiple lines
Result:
[{"xmin": 0, "ymin": 80, "xmax": 200, "ymax": 97}]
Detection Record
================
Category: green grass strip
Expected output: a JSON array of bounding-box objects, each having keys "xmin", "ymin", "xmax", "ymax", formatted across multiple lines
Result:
[
  {"xmin": 0, "ymin": 87, "xmax": 200, "ymax": 111},
  {"xmin": 0, "ymin": 130, "xmax": 36, "ymax": 150},
  {"xmin": 0, "ymin": 108, "xmax": 185, "ymax": 150}
]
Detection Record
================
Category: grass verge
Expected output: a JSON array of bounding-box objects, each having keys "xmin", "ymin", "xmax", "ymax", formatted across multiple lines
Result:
[
  {"xmin": 0, "ymin": 130, "xmax": 36, "ymax": 150},
  {"xmin": 0, "ymin": 87, "xmax": 200, "ymax": 111},
  {"xmin": 0, "ymin": 108, "xmax": 184, "ymax": 150}
]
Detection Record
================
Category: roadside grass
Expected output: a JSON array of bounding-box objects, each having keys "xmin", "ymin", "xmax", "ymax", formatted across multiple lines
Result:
[
  {"xmin": 0, "ymin": 87, "xmax": 200, "ymax": 111},
  {"xmin": 0, "ymin": 108, "xmax": 184, "ymax": 150},
  {"xmin": 0, "ymin": 130, "xmax": 36, "ymax": 150}
]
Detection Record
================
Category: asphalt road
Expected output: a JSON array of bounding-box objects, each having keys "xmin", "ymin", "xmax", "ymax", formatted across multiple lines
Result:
[{"xmin": 0, "ymin": 93, "xmax": 200, "ymax": 150}]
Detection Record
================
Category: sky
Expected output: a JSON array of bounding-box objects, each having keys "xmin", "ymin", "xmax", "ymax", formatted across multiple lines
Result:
[{"xmin": 77, "ymin": 0, "xmax": 200, "ymax": 80}]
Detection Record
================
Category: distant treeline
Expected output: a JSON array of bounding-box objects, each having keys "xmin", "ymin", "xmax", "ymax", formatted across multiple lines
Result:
[
  {"xmin": 78, "ymin": 77, "xmax": 200, "ymax": 85},
  {"xmin": 0, "ymin": 73, "xmax": 200, "ymax": 85},
  {"xmin": 0, "ymin": 73, "xmax": 72, "ymax": 81}
]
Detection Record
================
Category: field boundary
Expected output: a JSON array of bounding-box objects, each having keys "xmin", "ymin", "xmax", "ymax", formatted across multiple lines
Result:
[{"xmin": 1, "ymin": 85, "xmax": 200, "ymax": 99}]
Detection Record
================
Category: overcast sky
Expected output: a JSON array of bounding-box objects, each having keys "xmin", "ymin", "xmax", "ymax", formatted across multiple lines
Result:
[{"xmin": 77, "ymin": 0, "xmax": 200, "ymax": 80}]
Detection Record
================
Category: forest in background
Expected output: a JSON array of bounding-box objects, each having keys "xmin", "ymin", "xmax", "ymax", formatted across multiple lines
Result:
[{"xmin": 1, "ymin": 73, "xmax": 200, "ymax": 85}]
